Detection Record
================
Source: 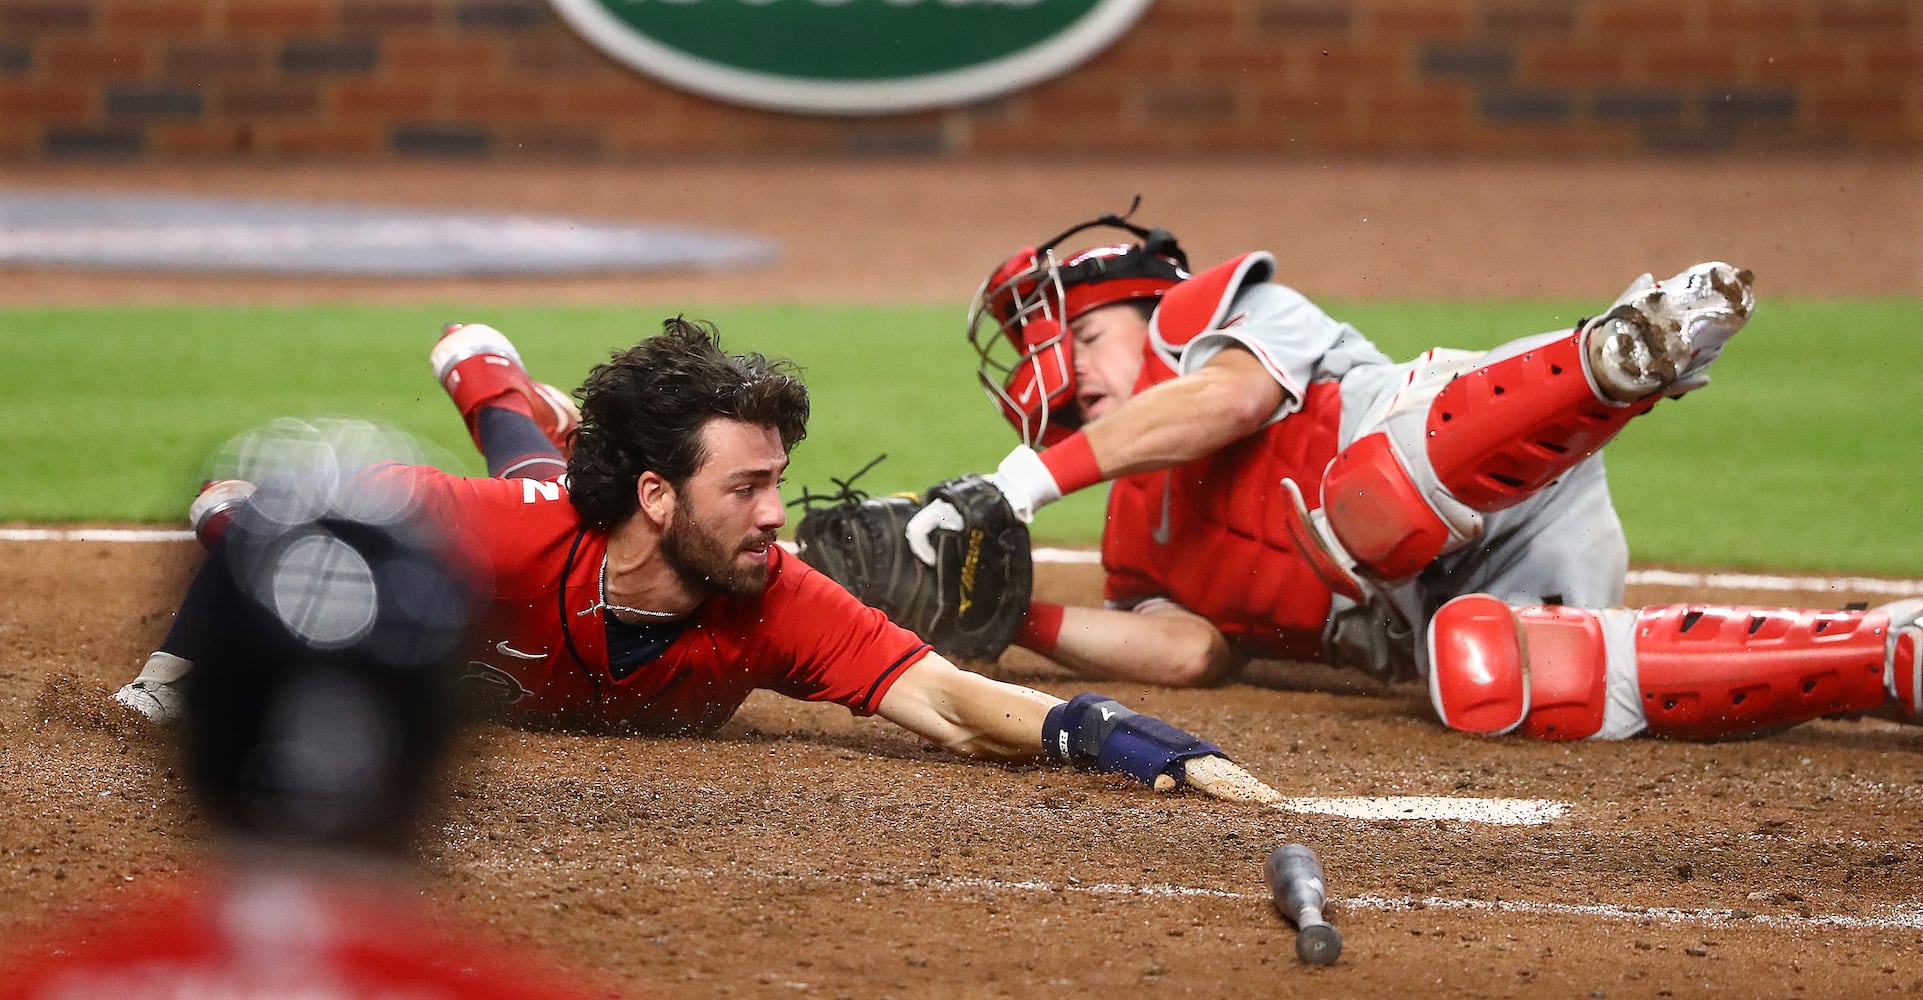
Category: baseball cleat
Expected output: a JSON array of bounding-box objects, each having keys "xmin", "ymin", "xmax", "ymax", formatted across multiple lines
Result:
[
  {"xmin": 430, "ymin": 320, "xmax": 527, "ymax": 382},
  {"xmin": 188, "ymin": 478, "xmax": 256, "ymax": 548},
  {"xmin": 431, "ymin": 323, "xmax": 581, "ymax": 456},
  {"xmin": 113, "ymin": 650, "xmax": 191, "ymax": 724},
  {"xmin": 112, "ymin": 678, "xmax": 183, "ymax": 724},
  {"xmin": 1583, "ymin": 262, "xmax": 1754, "ymax": 402}
]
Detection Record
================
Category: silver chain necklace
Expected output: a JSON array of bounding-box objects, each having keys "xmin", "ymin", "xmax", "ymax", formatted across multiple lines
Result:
[{"xmin": 579, "ymin": 553, "xmax": 680, "ymax": 620}]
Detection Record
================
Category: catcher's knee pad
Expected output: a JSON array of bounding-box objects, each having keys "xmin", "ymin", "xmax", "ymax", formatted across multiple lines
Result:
[
  {"xmin": 1321, "ymin": 431, "xmax": 1479, "ymax": 583},
  {"xmin": 1635, "ymin": 605, "xmax": 1897, "ymax": 740},
  {"xmin": 1427, "ymin": 595, "xmax": 1615, "ymax": 741},
  {"xmin": 1324, "ymin": 332, "xmax": 1654, "ymax": 582}
]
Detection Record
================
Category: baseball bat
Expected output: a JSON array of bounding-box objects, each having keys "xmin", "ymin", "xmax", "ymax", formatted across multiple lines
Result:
[{"xmin": 1264, "ymin": 843, "xmax": 1342, "ymax": 966}]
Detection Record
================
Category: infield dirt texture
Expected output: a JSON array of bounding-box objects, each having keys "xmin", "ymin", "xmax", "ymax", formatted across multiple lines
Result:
[{"xmin": 2, "ymin": 160, "xmax": 1921, "ymax": 998}]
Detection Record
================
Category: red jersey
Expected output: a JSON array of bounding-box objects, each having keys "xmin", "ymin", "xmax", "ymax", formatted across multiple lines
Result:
[
  {"xmin": 370, "ymin": 464, "xmax": 929, "ymax": 733},
  {"xmin": 1096, "ymin": 252, "xmax": 1398, "ymax": 661},
  {"xmin": 0, "ymin": 867, "xmax": 620, "ymax": 999}
]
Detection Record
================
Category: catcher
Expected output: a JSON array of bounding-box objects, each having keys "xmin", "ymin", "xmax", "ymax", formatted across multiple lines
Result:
[
  {"xmin": 828, "ymin": 209, "xmax": 1921, "ymax": 743},
  {"xmin": 112, "ymin": 318, "xmax": 1278, "ymax": 804}
]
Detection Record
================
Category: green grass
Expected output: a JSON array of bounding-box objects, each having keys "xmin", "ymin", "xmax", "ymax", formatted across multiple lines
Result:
[{"xmin": 5, "ymin": 300, "xmax": 1919, "ymax": 576}]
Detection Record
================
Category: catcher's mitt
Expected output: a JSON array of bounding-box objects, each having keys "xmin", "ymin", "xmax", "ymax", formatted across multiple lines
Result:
[{"xmin": 795, "ymin": 461, "xmax": 1032, "ymax": 663}]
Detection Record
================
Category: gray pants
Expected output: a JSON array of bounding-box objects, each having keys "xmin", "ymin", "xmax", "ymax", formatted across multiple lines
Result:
[{"xmin": 1330, "ymin": 351, "xmax": 1631, "ymax": 679}]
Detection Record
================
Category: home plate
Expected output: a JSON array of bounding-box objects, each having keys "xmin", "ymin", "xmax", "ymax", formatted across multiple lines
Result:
[{"xmin": 1276, "ymin": 796, "xmax": 1569, "ymax": 826}]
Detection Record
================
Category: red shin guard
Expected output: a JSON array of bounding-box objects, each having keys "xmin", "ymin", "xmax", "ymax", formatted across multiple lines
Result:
[
  {"xmin": 1325, "ymin": 333, "xmax": 1653, "ymax": 582},
  {"xmin": 1424, "ymin": 333, "xmax": 1653, "ymax": 511},
  {"xmin": 1636, "ymin": 605, "xmax": 1892, "ymax": 740}
]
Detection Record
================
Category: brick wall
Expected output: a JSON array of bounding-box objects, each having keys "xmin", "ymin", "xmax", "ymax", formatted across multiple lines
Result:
[{"xmin": 2, "ymin": 0, "xmax": 1916, "ymax": 160}]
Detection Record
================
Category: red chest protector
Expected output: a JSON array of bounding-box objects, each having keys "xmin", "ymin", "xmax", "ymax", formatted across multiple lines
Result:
[
  {"xmin": 1101, "ymin": 383, "xmax": 1344, "ymax": 661},
  {"xmin": 1096, "ymin": 250, "xmax": 1344, "ymax": 661}
]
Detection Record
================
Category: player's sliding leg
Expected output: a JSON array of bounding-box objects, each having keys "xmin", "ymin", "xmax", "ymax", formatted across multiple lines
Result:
[
  {"xmin": 1428, "ymin": 596, "xmax": 1922, "ymax": 741},
  {"xmin": 430, "ymin": 322, "xmax": 578, "ymax": 480},
  {"xmin": 112, "ymin": 480, "xmax": 264, "ymax": 722},
  {"xmin": 1319, "ymin": 263, "xmax": 1755, "ymax": 582},
  {"xmin": 470, "ymin": 408, "xmax": 567, "ymax": 481},
  {"xmin": 117, "ymin": 324, "xmax": 574, "ymax": 722}
]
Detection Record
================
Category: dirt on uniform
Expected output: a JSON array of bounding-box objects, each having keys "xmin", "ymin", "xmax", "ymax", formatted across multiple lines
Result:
[{"xmin": 1, "ymin": 159, "xmax": 1920, "ymax": 999}]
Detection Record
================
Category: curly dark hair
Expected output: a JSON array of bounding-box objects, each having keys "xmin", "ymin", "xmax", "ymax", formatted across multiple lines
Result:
[{"xmin": 566, "ymin": 317, "xmax": 810, "ymax": 529}]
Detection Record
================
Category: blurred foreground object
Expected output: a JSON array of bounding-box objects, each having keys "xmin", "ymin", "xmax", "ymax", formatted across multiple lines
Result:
[{"xmin": 5, "ymin": 419, "xmax": 624, "ymax": 999}]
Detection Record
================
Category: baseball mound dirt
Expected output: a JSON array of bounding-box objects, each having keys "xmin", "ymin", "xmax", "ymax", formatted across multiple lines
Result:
[{"xmin": 2, "ymin": 159, "xmax": 1920, "ymax": 999}]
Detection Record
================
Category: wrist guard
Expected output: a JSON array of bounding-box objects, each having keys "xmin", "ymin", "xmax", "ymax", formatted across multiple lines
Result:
[{"xmin": 1042, "ymin": 693, "xmax": 1223, "ymax": 788}]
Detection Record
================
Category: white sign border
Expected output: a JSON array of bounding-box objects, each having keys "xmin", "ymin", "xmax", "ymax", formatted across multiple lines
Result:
[{"xmin": 546, "ymin": 0, "xmax": 1155, "ymax": 116}]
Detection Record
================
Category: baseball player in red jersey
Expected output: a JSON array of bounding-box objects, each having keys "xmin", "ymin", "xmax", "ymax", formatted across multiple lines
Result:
[
  {"xmin": 913, "ymin": 210, "xmax": 1921, "ymax": 742},
  {"xmin": 113, "ymin": 317, "xmax": 1277, "ymax": 802}
]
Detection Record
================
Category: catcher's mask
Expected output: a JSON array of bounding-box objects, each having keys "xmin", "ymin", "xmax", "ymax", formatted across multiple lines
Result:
[{"xmin": 967, "ymin": 204, "xmax": 1190, "ymax": 448}]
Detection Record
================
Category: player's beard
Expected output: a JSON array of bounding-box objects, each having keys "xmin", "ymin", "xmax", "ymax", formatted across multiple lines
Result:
[{"xmin": 660, "ymin": 498, "xmax": 775, "ymax": 598}]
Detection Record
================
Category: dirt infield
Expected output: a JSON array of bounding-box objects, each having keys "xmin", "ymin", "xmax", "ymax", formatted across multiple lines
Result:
[
  {"xmin": 2, "ymin": 539, "xmax": 1920, "ymax": 999},
  {"xmin": 3, "ymin": 160, "xmax": 1922, "ymax": 997}
]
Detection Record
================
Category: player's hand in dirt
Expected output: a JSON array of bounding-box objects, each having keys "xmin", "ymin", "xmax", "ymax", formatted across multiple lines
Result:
[
  {"xmin": 1166, "ymin": 754, "xmax": 1285, "ymax": 804},
  {"xmin": 1046, "ymin": 693, "xmax": 1284, "ymax": 800}
]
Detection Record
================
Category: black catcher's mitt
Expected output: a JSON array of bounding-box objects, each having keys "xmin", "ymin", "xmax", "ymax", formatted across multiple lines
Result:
[{"xmin": 795, "ymin": 460, "xmax": 1032, "ymax": 663}]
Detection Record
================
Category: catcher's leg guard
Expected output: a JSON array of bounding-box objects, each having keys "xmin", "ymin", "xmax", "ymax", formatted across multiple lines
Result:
[
  {"xmin": 1325, "ymin": 332, "xmax": 1651, "ymax": 581},
  {"xmin": 1636, "ymin": 604, "xmax": 1895, "ymax": 739},
  {"xmin": 1323, "ymin": 263, "xmax": 1753, "ymax": 583},
  {"xmin": 1888, "ymin": 599, "xmax": 1923, "ymax": 722},
  {"xmin": 1430, "ymin": 597, "xmax": 1920, "ymax": 742}
]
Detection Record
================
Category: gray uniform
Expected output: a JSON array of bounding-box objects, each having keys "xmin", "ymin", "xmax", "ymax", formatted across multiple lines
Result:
[{"xmin": 1166, "ymin": 281, "xmax": 1628, "ymax": 676}]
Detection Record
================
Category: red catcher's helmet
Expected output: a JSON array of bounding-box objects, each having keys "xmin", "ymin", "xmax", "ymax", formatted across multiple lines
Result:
[{"xmin": 967, "ymin": 209, "xmax": 1190, "ymax": 447}]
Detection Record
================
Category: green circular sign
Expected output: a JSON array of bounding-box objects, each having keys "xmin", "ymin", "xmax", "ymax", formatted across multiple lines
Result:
[{"xmin": 547, "ymin": 0, "xmax": 1154, "ymax": 115}]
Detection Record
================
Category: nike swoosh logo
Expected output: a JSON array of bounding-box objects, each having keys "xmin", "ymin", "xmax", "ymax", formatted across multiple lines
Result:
[
  {"xmin": 494, "ymin": 641, "xmax": 546, "ymax": 661},
  {"xmin": 1151, "ymin": 474, "xmax": 1173, "ymax": 546},
  {"xmin": 1098, "ymin": 706, "xmax": 1115, "ymax": 721}
]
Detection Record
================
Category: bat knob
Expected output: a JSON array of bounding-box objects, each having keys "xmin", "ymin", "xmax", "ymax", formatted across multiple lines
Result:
[{"xmin": 1295, "ymin": 922, "xmax": 1342, "ymax": 965}]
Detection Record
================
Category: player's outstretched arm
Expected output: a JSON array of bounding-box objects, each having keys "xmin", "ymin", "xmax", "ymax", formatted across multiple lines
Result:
[
  {"xmin": 907, "ymin": 347, "xmax": 1285, "ymax": 552},
  {"xmin": 874, "ymin": 653, "xmax": 1281, "ymax": 803},
  {"xmin": 874, "ymin": 652, "xmax": 1057, "ymax": 761},
  {"xmin": 1075, "ymin": 346, "xmax": 1286, "ymax": 481}
]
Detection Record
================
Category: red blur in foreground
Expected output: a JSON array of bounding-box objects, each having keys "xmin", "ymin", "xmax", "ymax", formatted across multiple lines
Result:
[{"xmin": 0, "ymin": 866, "xmax": 625, "ymax": 1000}]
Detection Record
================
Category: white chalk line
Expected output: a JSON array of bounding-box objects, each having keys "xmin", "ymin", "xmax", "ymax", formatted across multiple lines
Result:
[
  {"xmin": 464, "ymin": 855, "xmax": 1923, "ymax": 933},
  {"xmin": 7, "ymin": 531, "xmax": 1919, "ymax": 596},
  {"xmin": 0, "ymin": 527, "xmax": 196, "ymax": 542},
  {"xmin": 1341, "ymin": 894, "xmax": 1923, "ymax": 931}
]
